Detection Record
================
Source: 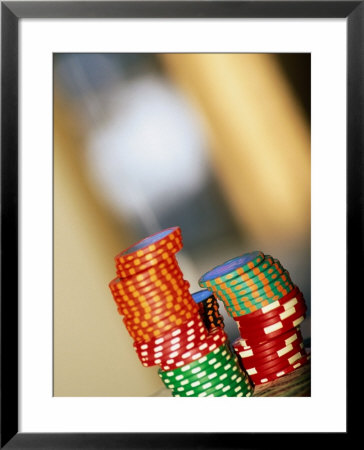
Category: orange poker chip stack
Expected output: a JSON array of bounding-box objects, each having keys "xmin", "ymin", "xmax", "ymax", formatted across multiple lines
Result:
[
  {"xmin": 109, "ymin": 227, "xmax": 200, "ymax": 342},
  {"xmin": 108, "ymin": 227, "xmax": 214, "ymax": 366}
]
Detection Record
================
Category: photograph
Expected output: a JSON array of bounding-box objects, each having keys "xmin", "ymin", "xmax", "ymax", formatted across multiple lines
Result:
[
  {"xmin": 53, "ymin": 52, "xmax": 311, "ymax": 398},
  {"xmin": 1, "ymin": 0, "xmax": 356, "ymax": 447}
]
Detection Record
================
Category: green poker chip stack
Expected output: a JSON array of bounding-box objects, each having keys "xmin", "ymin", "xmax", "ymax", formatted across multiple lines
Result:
[{"xmin": 158, "ymin": 344, "xmax": 253, "ymax": 397}]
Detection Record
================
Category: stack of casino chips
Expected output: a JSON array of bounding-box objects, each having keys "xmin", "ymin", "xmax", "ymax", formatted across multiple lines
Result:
[
  {"xmin": 158, "ymin": 342, "xmax": 253, "ymax": 397},
  {"xmin": 199, "ymin": 251, "xmax": 310, "ymax": 385},
  {"xmin": 108, "ymin": 226, "xmax": 252, "ymax": 396},
  {"xmin": 192, "ymin": 290, "xmax": 225, "ymax": 331}
]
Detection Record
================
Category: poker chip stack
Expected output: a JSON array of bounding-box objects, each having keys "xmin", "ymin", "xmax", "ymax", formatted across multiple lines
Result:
[
  {"xmin": 199, "ymin": 251, "xmax": 310, "ymax": 385},
  {"xmin": 108, "ymin": 227, "xmax": 252, "ymax": 397},
  {"xmin": 192, "ymin": 290, "xmax": 225, "ymax": 331}
]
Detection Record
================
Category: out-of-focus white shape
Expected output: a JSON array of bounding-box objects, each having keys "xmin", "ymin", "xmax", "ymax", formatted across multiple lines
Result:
[{"xmin": 85, "ymin": 74, "xmax": 208, "ymax": 231}]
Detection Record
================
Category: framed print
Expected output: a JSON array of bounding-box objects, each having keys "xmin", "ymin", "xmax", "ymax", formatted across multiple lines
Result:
[{"xmin": 1, "ymin": 1, "xmax": 359, "ymax": 448}]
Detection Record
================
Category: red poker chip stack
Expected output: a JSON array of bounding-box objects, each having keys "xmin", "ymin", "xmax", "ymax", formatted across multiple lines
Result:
[
  {"xmin": 199, "ymin": 251, "xmax": 310, "ymax": 385},
  {"xmin": 108, "ymin": 227, "xmax": 240, "ymax": 383}
]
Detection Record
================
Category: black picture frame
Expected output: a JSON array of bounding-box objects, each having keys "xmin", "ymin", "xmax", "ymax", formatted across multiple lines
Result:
[{"xmin": 1, "ymin": 1, "xmax": 358, "ymax": 448}]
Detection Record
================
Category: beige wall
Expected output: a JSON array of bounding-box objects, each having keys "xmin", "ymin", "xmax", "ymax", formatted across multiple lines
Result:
[{"xmin": 53, "ymin": 98, "xmax": 162, "ymax": 396}]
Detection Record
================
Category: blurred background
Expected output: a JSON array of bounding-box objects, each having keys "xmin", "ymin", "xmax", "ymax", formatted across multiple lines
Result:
[{"xmin": 53, "ymin": 53, "xmax": 310, "ymax": 397}]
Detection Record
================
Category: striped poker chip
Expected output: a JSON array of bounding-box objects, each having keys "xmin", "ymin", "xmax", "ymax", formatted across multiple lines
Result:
[
  {"xmin": 236, "ymin": 303, "xmax": 307, "ymax": 342},
  {"xmin": 123, "ymin": 301, "xmax": 199, "ymax": 332},
  {"xmin": 114, "ymin": 280, "xmax": 192, "ymax": 308},
  {"xmin": 124, "ymin": 307, "xmax": 200, "ymax": 342},
  {"xmin": 217, "ymin": 284, "xmax": 296, "ymax": 317},
  {"xmin": 134, "ymin": 318, "xmax": 207, "ymax": 352},
  {"xmin": 227, "ymin": 286, "xmax": 301, "ymax": 317},
  {"xmin": 223, "ymin": 286, "xmax": 296, "ymax": 316},
  {"xmin": 116, "ymin": 287, "xmax": 196, "ymax": 313},
  {"xmin": 220, "ymin": 270, "xmax": 293, "ymax": 298},
  {"xmin": 242, "ymin": 342, "xmax": 306, "ymax": 372},
  {"xmin": 120, "ymin": 296, "xmax": 196, "ymax": 323},
  {"xmin": 223, "ymin": 261, "xmax": 284, "ymax": 291},
  {"xmin": 111, "ymin": 279, "xmax": 190, "ymax": 307},
  {"xmin": 249, "ymin": 354, "xmax": 311, "ymax": 385},
  {"xmin": 199, "ymin": 251, "xmax": 265, "ymax": 288},
  {"xmin": 236, "ymin": 334, "xmax": 304, "ymax": 363},
  {"xmin": 159, "ymin": 347, "xmax": 230, "ymax": 386},
  {"xmin": 245, "ymin": 341, "xmax": 305, "ymax": 368},
  {"xmin": 206, "ymin": 262, "xmax": 285, "ymax": 295},
  {"xmin": 159, "ymin": 342, "xmax": 230, "ymax": 378},
  {"xmin": 162, "ymin": 353, "xmax": 238, "ymax": 388},
  {"xmin": 234, "ymin": 326, "xmax": 302, "ymax": 350},
  {"xmin": 221, "ymin": 255, "xmax": 275, "ymax": 286},
  {"xmin": 245, "ymin": 348, "xmax": 307, "ymax": 376},
  {"xmin": 116, "ymin": 249, "xmax": 182, "ymax": 278},
  {"xmin": 196, "ymin": 294, "xmax": 225, "ymax": 332},
  {"xmin": 135, "ymin": 326, "xmax": 210, "ymax": 366},
  {"xmin": 115, "ymin": 227, "xmax": 182, "ymax": 264},
  {"xmin": 235, "ymin": 299, "xmax": 306, "ymax": 331},
  {"xmin": 134, "ymin": 327, "xmax": 208, "ymax": 359},
  {"xmin": 112, "ymin": 268, "xmax": 186, "ymax": 296},
  {"xmin": 116, "ymin": 276, "xmax": 187, "ymax": 299},
  {"xmin": 158, "ymin": 344, "xmax": 231, "ymax": 381},
  {"xmin": 234, "ymin": 290, "xmax": 303, "ymax": 324},
  {"xmin": 116, "ymin": 254, "xmax": 180, "ymax": 278},
  {"xmin": 119, "ymin": 240, "xmax": 183, "ymax": 271},
  {"xmin": 221, "ymin": 274, "xmax": 294, "ymax": 304},
  {"xmin": 236, "ymin": 315, "xmax": 306, "ymax": 347},
  {"xmin": 114, "ymin": 259, "xmax": 182, "ymax": 287},
  {"xmin": 184, "ymin": 372, "xmax": 252, "ymax": 398},
  {"xmin": 159, "ymin": 328, "xmax": 228, "ymax": 371},
  {"xmin": 116, "ymin": 295, "xmax": 194, "ymax": 319},
  {"xmin": 161, "ymin": 357, "xmax": 236, "ymax": 387},
  {"xmin": 224, "ymin": 255, "xmax": 282, "ymax": 288},
  {"xmin": 159, "ymin": 346, "xmax": 253, "ymax": 397},
  {"xmin": 137, "ymin": 333, "xmax": 210, "ymax": 367}
]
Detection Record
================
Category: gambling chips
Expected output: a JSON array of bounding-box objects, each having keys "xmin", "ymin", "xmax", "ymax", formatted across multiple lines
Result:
[
  {"xmin": 199, "ymin": 251, "xmax": 310, "ymax": 385},
  {"xmin": 108, "ymin": 227, "xmax": 253, "ymax": 397}
]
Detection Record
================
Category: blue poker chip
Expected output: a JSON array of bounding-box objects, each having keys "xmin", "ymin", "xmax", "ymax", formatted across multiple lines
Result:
[
  {"xmin": 121, "ymin": 227, "xmax": 180, "ymax": 255},
  {"xmin": 199, "ymin": 251, "xmax": 264, "ymax": 283},
  {"xmin": 192, "ymin": 290, "xmax": 214, "ymax": 304}
]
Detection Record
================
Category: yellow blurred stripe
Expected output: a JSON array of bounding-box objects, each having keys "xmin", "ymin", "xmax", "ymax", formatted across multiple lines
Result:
[{"xmin": 161, "ymin": 54, "xmax": 310, "ymax": 244}]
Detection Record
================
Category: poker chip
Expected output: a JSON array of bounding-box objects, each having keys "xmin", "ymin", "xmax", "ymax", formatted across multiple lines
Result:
[
  {"xmin": 199, "ymin": 251, "xmax": 310, "ymax": 386},
  {"xmin": 231, "ymin": 286, "xmax": 302, "ymax": 317},
  {"xmin": 249, "ymin": 354, "xmax": 311, "ymax": 385},
  {"xmin": 244, "ymin": 346, "xmax": 307, "ymax": 374},
  {"xmin": 192, "ymin": 290, "xmax": 225, "ymax": 331},
  {"xmin": 109, "ymin": 234, "xmax": 309, "ymax": 395},
  {"xmin": 158, "ymin": 327, "xmax": 229, "ymax": 371},
  {"xmin": 135, "ymin": 325, "xmax": 210, "ymax": 367},
  {"xmin": 115, "ymin": 227, "xmax": 182, "ymax": 263},
  {"xmin": 234, "ymin": 333, "xmax": 304, "ymax": 363},
  {"xmin": 236, "ymin": 314, "xmax": 306, "ymax": 347},
  {"xmin": 207, "ymin": 265, "xmax": 289, "ymax": 295},
  {"xmin": 112, "ymin": 270, "xmax": 187, "ymax": 297},
  {"xmin": 114, "ymin": 258, "xmax": 184, "ymax": 288},
  {"xmin": 234, "ymin": 291, "xmax": 303, "ymax": 324},
  {"xmin": 216, "ymin": 282, "xmax": 297, "ymax": 315},
  {"xmin": 241, "ymin": 342, "xmax": 305, "ymax": 371},
  {"xmin": 235, "ymin": 300, "xmax": 307, "ymax": 333},
  {"xmin": 199, "ymin": 251, "xmax": 265, "ymax": 288},
  {"xmin": 158, "ymin": 343, "xmax": 253, "ymax": 397},
  {"xmin": 233, "ymin": 327, "xmax": 301, "ymax": 354}
]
